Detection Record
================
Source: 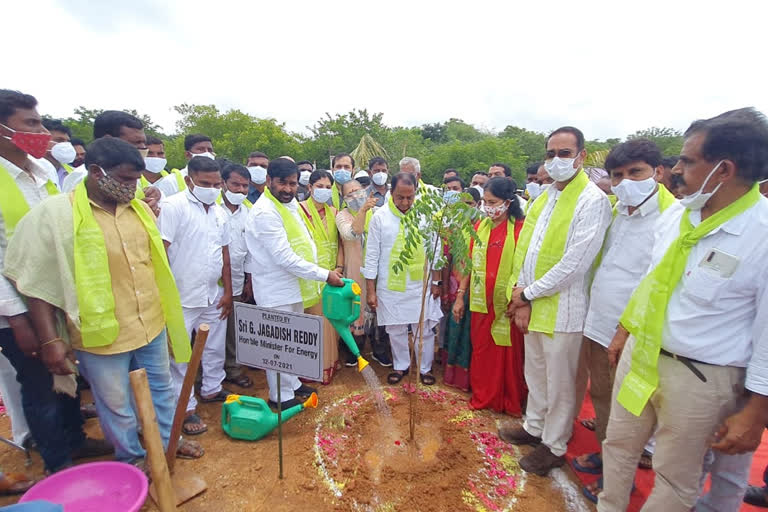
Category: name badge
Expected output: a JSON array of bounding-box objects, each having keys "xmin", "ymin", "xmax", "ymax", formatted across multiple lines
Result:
[{"xmin": 699, "ymin": 248, "xmax": 739, "ymax": 278}]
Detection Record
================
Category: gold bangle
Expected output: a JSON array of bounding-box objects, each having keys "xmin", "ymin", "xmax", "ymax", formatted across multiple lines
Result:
[
  {"xmin": 457, "ymin": 289, "xmax": 466, "ymax": 294},
  {"xmin": 40, "ymin": 337, "xmax": 64, "ymax": 348}
]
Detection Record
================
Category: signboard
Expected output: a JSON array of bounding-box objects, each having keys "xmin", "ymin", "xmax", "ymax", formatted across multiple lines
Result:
[{"xmin": 234, "ymin": 302, "xmax": 324, "ymax": 381}]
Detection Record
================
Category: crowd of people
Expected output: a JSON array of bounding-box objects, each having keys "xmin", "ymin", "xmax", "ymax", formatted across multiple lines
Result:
[{"xmin": 0, "ymin": 87, "xmax": 767, "ymax": 512}]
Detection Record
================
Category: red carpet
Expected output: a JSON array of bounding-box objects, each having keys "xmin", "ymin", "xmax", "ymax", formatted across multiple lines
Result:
[{"xmin": 567, "ymin": 395, "xmax": 768, "ymax": 511}]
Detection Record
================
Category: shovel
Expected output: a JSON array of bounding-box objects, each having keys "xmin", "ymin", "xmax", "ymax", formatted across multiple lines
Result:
[{"xmin": 151, "ymin": 324, "xmax": 210, "ymax": 505}]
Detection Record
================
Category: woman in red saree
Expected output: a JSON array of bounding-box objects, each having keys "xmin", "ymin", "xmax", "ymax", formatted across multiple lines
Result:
[{"xmin": 453, "ymin": 177, "xmax": 527, "ymax": 416}]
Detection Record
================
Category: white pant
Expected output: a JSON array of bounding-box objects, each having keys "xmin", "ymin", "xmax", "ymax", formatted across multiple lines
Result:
[
  {"xmin": 695, "ymin": 450, "xmax": 754, "ymax": 512},
  {"xmin": 0, "ymin": 353, "xmax": 29, "ymax": 443},
  {"xmin": 522, "ymin": 331, "xmax": 583, "ymax": 456},
  {"xmin": 171, "ymin": 294, "xmax": 227, "ymax": 412},
  {"xmin": 386, "ymin": 321, "xmax": 436, "ymax": 374},
  {"xmin": 265, "ymin": 302, "xmax": 303, "ymax": 403}
]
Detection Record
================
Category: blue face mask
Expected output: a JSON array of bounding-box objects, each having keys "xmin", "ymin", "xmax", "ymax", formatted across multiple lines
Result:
[
  {"xmin": 312, "ymin": 187, "xmax": 333, "ymax": 204},
  {"xmin": 334, "ymin": 169, "xmax": 352, "ymax": 185},
  {"xmin": 444, "ymin": 190, "xmax": 460, "ymax": 204}
]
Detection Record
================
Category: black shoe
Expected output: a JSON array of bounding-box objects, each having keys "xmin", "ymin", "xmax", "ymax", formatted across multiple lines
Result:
[
  {"xmin": 80, "ymin": 402, "xmax": 98, "ymax": 420},
  {"xmin": 371, "ymin": 351, "xmax": 393, "ymax": 367},
  {"xmin": 744, "ymin": 485, "xmax": 768, "ymax": 507},
  {"xmin": 295, "ymin": 384, "xmax": 317, "ymax": 398},
  {"xmin": 344, "ymin": 352, "xmax": 358, "ymax": 367},
  {"xmin": 267, "ymin": 398, "xmax": 302, "ymax": 410}
]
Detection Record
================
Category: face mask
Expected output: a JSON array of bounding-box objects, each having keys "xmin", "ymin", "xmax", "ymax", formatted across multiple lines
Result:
[
  {"xmin": 248, "ymin": 165, "xmax": 267, "ymax": 184},
  {"xmin": 0, "ymin": 123, "xmax": 52, "ymax": 159},
  {"xmin": 51, "ymin": 142, "xmax": 76, "ymax": 164},
  {"xmin": 680, "ymin": 160, "xmax": 724, "ymax": 211},
  {"xmin": 138, "ymin": 148, "xmax": 149, "ymax": 159},
  {"xmin": 312, "ymin": 187, "xmax": 333, "ymax": 204},
  {"xmin": 98, "ymin": 167, "xmax": 136, "ymax": 203},
  {"xmin": 345, "ymin": 190, "xmax": 367, "ymax": 212},
  {"xmin": 372, "ymin": 172, "xmax": 388, "ymax": 186},
  {"xmin": 224, "ymin": 189, "xmax": 246, "ymax": 205},
  {"xmin": 189, "ymin": 178, "xmax": 220, "ymax": 205},
  {"xmin": 299, "ymin": 170, "xmax": 311, "ymax": 186},
  {"xmin": 482, "ymin": 202, "xmax": 508, "ymax": 219},
  {"xmin": 144, "ymin": 156, "xmax": 167, "ymax": 174},
  {"xmin": 334, "ymin": 169, "xmax": 352, "ymax": 185},
  {"xmin": 471, "ymin": 185, "xmax": 485, "ymax": 196},
  {"xmin": 545, "ymin": 156, "xmax": 579, "ymax": 182},
  {"xmin": 444, "ymin": 190, "xmax": 460, "ymax": 204},
  {"xmin": 191, "ymin": 151, "xmax": 215, "ymax": 160},
  {"xmin": 526, "ymin": 182, "xmax": 541, "ymax": 199},
  {"xmin": 611, "ymin": 176, "xmax": 657, "ymax": 207}
]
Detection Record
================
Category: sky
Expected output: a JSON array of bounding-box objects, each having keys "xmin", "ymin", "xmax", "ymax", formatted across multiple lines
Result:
[{"xmin": 6, "ymin": 0, "xmax": 767, "ymax": 140}]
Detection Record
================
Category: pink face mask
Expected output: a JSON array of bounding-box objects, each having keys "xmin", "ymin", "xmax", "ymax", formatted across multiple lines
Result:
[{"xmin": 0, "ymin": 123, "xmax": 52, "ymax": 159}]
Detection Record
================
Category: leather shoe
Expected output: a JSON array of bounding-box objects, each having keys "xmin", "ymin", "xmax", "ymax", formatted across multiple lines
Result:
[
  {"xmin": 744, "ymin": 485, "xmax": 768, "ymax": 507},
  {"xmin": 498, "ymin": 425, "xmax": 542, "ymax": 446},
  {"xmin": 519, "ymin": 443, "xmax": 565, "ymax": 476}
]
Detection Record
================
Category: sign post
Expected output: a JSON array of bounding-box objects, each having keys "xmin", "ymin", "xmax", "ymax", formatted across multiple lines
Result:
[{"xmin": 234, "ymin": 302, "xmax": 324, "ymax": 479}]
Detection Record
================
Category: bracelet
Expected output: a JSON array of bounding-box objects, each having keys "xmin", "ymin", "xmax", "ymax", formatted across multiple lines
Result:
[
  {"xmin": 457, "ymin": 289, "xmax": 466, "ymax": 294},
  {"xmin": 40, "ymin": 337, "xmax": 64, "ymax": 348}
]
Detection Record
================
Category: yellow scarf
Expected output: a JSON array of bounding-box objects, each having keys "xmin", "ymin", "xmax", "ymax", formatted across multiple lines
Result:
[
  {"xmin": 617, "ymin": 184, "xmax": 761, "ymax": 416},
  {"xmin": 300, "ymin": 199, "xmax": 338, "ymax": 271},
  {"xmin": 470, "ymin": 218, "xmax": 517, "ymax": 345},
  {"xmin": 0, "ymin": 163, "xmax": 59, "ymax": 239},
  {"xmin": 386, "ymin": 196, "xmax": 424, "ymax": 292},
  {"xmin": 72, "ymin": 182, "xmax": 190, "ymax": 361}
]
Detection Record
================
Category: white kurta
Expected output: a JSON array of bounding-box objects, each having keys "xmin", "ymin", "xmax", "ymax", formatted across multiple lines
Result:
[{"xmin": 362, "ymin": 205, "xmax": 442, "ymax": 326}]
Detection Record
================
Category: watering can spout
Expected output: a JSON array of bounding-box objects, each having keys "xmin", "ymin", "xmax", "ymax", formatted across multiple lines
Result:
[
  {"xmin": 302, "ymin": 392, "xmax": 318, "ymax": 409},
  {"xmin": 357, "ymin": 356, "xmax": 369, "ymax": 372}
]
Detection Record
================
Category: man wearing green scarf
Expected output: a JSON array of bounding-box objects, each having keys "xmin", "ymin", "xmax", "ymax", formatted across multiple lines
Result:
[
  {"xmin": 500, "ymin": 126, "xmax": 612, "ymax": 476},
  {"xmin": 599, "ymin": 108, "xmax": 768, "ymax": 512}
]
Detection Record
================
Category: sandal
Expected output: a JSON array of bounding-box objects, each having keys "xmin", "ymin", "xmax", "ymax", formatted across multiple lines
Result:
[
  {"xmin": 582, "ymin": 477, "xmax": 636, "ymax": 504},
  {"xmin": 420, "ymin": 373, "xmax": 436, "ymax": 386},
  {"xmin": 0, "ymin": 473, "xmax": 36, "ymax": 495},
  {"xmin": 572, "ymin": 452, "xmax": 603, "ymax": 475},
  {"xmin": 387, "ymin": 369, "xmax": 409, "ymax": 384},
  {"xmin": 200, "ymin": 388, "xmax": 233, "ymax": 403},
  {"xmin": 580, "ymin": 417, "xmax": 596, "ymax": 431},
  {"xmin": 224, "ymin": 374, "xmax": 254, "ymax": 388},
  {"xmin": 176, "ymin": 437, "xmax": 204, "ymax": 459},
  {"xmin": 182, "ymin": 413, "xmax": 208, "ymax": 436},
  {"xmin": 638, "ymin": 449, "xmax": 653, "ymax": 470}
]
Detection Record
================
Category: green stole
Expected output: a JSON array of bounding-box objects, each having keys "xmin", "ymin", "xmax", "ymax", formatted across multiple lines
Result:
[
  {"xmin": 508, "ymin": 171, "xmax": 589, "ymax": 336},
  {"xmin": 262, "ymin": 188, "xmax": 321, "ymax": 308},
  {"xmin": 72, "ymin": 182, "xmax": 191, "ymax": 362},
  {"xmin": 386, "ymin": 196, "xmax": 425, "ymax": 292},
  {"xmin": 616, "ymin": 184, "xmax": 761, "ymax": 416},
  {"xmin": 470, "ymin": 218, "xmax": 517, "ymax": 345},
  {"xmin": 0, "ymin": 163, "xmax": 59, "ymax": 239},
  {"xmin": 300, "ymin": 199, "xmax": 338, "ymax": 271}
]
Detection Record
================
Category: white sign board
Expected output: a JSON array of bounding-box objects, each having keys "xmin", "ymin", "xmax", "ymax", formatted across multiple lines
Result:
[{"xmin": 234, "ymin": 302, "xmax": 324, "ymax": 381}]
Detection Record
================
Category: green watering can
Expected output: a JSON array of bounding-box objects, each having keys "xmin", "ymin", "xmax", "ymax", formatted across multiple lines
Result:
[
  {"xmin": 322, "ymin": 278, "xmax": 369, "ymax": 372},
  {"xmin": 221, "ymin": 393, "xmax": 318, "ymax": 441}
]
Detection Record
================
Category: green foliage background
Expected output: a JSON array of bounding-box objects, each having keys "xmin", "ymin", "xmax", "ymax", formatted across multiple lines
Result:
[{"xmin": 55, "ymin": 106, "xmax": 684, "ymax": 185}]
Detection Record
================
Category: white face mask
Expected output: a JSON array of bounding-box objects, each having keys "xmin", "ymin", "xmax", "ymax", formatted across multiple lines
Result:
[
  {"xmin": 471, "ymin": 185, "xmax": 484, "ymax": 196},
  {"xmin": 144, "ymin": 157, "xmax": 167, "ymax": 174},
  {"xmin": 224, "ymin": 189, "xmax": 246, "ymax": 205},
  {"xmin": 545, "ymin": 156, "xmax": 579, "ymax": 182},
  {"xmin": 191, "ymin": 151, "xmax": 215, "ymax": 160},
  {"xmin": 526, "ymin": 182, "xmax": 542, "ymax": 199},
  {"xmin": 248, "ymin": 165, "xmax": 267, "ymax": 184},
  {"xmin": 372, "ymin": 172, "xmax": 388, "ymax": 186},
  {"xmin": 482, "ymin": 202, "xmax": 508, "ymax": 219},
  {"xmin": 611, "ymin": 176, "xmax": 657, "ymax": 207},
  {"xmin": 299, "ymin": 170, "xmax": 311, "ymax": 186},
  {"xmin": 190, "ymin": 179, "xmax": 220, "ymax": 205},
  {"xmin": 51, "ymin": 142, "xmax": 76, "ymax": 164},
  {"xmin": 312, "ymin": 187, "xmax": 333, "ymax": 204},
  {"xmin": 679, "ymin": 160, "xmax": 724, "ymax": 211}
]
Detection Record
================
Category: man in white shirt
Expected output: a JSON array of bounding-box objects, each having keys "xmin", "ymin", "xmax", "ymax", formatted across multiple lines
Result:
[
  {"xmin": 244, "ymin": 158, "xmax": 344, "ymax": 408},
  {"xmin": 502, "ymin": 126, "xmax": 612, "ymax": 476},
  {"xmin": 571, "ymin": 138, "xmax": 675, "ymax": 501},
  {"xmin": 219, "ymin": 163, "xmax": 254, "ymax": 389},
  {"xmin": 0, "ymin": 89, "xmax": 112, "ymax": 473},
  {"xmin": 363, "ymin": 172, "xmax": 443, "ymax": 386},
  {"xmin": 158, "ymin": 156, "xmax": 233, "ymax": 435},
  {"xmin": 599, "ymin": 108, "xmax": 768, "ymax": 512},
  {"xmin": 155, "ymin": 134, "xmax": 215, "ymax": 197},
  {"xmin": 399, "ymin": 156, "xmax": 437, "ymax": 194}
]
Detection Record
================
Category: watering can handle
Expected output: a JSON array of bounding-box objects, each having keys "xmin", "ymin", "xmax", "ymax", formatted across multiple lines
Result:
[{"xmin": 240, "ymin": 399, "xmax": 270, "ymax": 413}]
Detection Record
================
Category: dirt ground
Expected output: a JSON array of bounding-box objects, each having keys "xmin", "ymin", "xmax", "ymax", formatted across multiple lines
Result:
[{"xmin": 0, "ymin": 361, "xmax": 592, "ymax": 511}]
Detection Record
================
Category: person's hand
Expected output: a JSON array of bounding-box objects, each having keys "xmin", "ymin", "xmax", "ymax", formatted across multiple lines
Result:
[
  {"xmin": 217, "ymin": 293, "xmax": 233, "ymax": 319},
  {"xmin": 242, "ymin": 277, "xmax": 254, "ymax": 304},
  {"xmin": 326, "ymin": 270, "xmax": 344, "ymax": 287},
  {"xmin": 510, "ymin": 287, "xmax": 527, "ymax": 309},
  {"xmin": 712, "ymin": 406, "xmax": 767, "ymax": 454},
  {"xmin": 452, "ymin": 298, "xmax": 465, "ymax": 323},
  {"xmin": 7, "ymin": 314, "xmax": 39, "ymax": 357},
  {"xmin": 441, "ymin": 295, "xmax": 451, "ymax": 313},
  {"xmin": 367, "ymin": 291, "xmax": 378, "ymax": 311},
  {"xmin": 607, "ymin": 326, "xmax": 630, "ymax": 367},
  {"xmin": 141, "ymin": 186, "xmax": 162, "ymax": 216},
  {"xmin": 40, "ymin": 339, "xmax": 76, "ymax": 375},
  {"xmin": 431, "ymin": 284, "xmax": 441, "ymax": 299},
  {"xmin": 514, "ymin": 304, "xmax": 531, "ymax": 334},
  {"xmin": 362, "ymin": 196, "xmax": 377, "ymax": 212}
]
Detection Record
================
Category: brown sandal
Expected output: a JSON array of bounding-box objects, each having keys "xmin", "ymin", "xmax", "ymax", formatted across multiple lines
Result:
[{"xmin": 387, "ymin": 369, "xmax": 409, "ymax": 384}]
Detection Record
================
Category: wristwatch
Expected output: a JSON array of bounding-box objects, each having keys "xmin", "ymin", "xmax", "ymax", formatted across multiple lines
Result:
[
  {"xmin": 432, "ymin": 280, "xmax": 443, "ymax": 286},
  {"xmin": 520, "ymin": 289, "xmax": 532, "ymax": 303}
]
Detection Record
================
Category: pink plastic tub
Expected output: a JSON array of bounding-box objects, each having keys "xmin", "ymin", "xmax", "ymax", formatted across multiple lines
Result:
[{"xmin": 19, "ymin": 461, "xmax": 148, "ymax": 512}]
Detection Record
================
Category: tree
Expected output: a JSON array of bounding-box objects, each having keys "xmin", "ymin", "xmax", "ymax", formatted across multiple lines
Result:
[
  {"xmin": 499, "ymin": 125, "xmax": 547, "ymax": 164},
  {"xmin": 421, "ymin": 137, "xmax": 527, "ymax": 185},
  {"xmin": 627, "ymin": 127, "xmax": 684, "ymax": 156},
  {"xmin": 58, "ymin": 106, "xmax": 165, "ymax": 144},
  {"xmin": 303, "ymin": 109, "xmax": 389, "ymax": 166}
]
